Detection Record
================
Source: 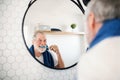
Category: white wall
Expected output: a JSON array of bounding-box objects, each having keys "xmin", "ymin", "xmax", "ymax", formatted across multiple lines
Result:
[{"xmin": 24, "ymin": 0, "xmax": 84, "ymax": 32}]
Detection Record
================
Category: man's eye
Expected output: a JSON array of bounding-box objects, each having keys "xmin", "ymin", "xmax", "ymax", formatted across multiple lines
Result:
[{"xmin": 44, "ymin": 40, "xmax": 46, "ymax": 42}]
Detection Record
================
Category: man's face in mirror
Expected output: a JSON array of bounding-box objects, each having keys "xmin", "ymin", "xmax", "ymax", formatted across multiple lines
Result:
[
  {"xmin": 33, "ymin": 33, "xmax": 47, "ymax": 53},
  {"xmin": 34, "ymin": 33, "xmax": 47, "ymax": 46}
]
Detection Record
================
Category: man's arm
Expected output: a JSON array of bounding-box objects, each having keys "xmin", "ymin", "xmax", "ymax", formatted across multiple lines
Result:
[
  {"xmin": 55, "ymin": 51, "xmax": 64, "ymax": 68},
  {"xmin": 49, "ymin": 45, "xmax": 64, "ymax": 68}
]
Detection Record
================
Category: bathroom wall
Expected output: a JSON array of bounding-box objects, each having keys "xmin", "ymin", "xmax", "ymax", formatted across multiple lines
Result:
[
  {"xmin": 0, "ymin": 0, "xmax": 86, "ymax": 80},
  {"xmin": 24, "ymin": 0, "xmax": 85, "ymax": 32}
]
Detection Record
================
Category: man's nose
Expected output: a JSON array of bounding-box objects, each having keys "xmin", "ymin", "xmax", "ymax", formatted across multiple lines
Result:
[{"xmin": 41, "ymin": 41, "xmax": 45, "ymax": 45}]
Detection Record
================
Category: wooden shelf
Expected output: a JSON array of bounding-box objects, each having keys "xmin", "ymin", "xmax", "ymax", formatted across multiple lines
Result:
[{"xmin": 42, "ymin": 31, "xmax": 85, "ymax": 35}]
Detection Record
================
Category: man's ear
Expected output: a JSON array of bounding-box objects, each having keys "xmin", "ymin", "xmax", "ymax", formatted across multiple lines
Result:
[{"xmin": 88, "ymin": 12, "xmax": 96, "ymax": 34}]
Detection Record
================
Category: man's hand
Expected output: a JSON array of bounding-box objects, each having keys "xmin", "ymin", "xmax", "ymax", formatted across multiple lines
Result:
[{"xmin": 49, "ymin": 45, "xmax": 60, "ymax": 54}]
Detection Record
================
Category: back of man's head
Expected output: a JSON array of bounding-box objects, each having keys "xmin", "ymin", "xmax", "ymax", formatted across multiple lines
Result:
[{"xmin": 86, "ymin": 0, "xmax": 120, "ymax": 22}]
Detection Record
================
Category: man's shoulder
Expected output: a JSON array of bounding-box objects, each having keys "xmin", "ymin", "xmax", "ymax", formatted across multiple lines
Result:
[
  {"xmin": 78, "ymin": 37, "xmax": 120, "ymax": 80},
  {"xmin": 88, "ymin": 37, "xmax": 120, "ymax": 55},
  {"xmin": 29, "ymin": 45, "xmax": 35, "ymax": 57},
  {"xmin": 48, "ymin": 50, "xmax": 58, "ymax": 66},
  {"xmin": 79, "ymin": 36, "xmax": 120, "ymax": 69}
]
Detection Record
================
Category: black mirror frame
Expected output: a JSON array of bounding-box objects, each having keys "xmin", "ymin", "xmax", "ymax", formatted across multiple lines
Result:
[{"xmin": 22, "ymin": 0, "xmax": 84, "ymax": 70}]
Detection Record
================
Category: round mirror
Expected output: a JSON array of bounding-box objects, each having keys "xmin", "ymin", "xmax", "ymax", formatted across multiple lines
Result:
[{"xmin": 22, "ymin": 0, "xmax": 85, "ymax": 69}]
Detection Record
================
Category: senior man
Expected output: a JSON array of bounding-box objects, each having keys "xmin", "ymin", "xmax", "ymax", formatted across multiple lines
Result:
[
  {"xmin": 29, "ymin": 31, "xmax": 64, "ymax": 68},
  {"xmin": 79, "ymin": 0, "xmax": 120, "ymax": 80}
]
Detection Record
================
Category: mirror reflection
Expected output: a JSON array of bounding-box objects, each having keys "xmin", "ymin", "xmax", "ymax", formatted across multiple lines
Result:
[
  {"xmin": 23, "ymin": 0, "xmax": 84, "ymax": 69},
  {"xmin": 29, "ymin": 31, "xmax": 64, "ymax": 68}
]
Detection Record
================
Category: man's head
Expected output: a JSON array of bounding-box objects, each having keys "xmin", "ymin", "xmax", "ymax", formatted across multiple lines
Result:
[
  {"xmin": 32, "ymin": 31, "xmax": 47, "ymax": 53},
  {"xmin": 85, "ymin": 0, "xmax": 120, "ymax": 44}
]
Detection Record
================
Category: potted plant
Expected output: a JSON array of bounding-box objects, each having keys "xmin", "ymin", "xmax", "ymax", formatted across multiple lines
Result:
[{"xmin": 70, "ymin": 23, "xmax": 76, "ymax": 32}]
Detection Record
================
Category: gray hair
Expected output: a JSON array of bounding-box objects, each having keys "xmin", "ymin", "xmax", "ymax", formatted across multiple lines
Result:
[
  {"xmin": 86, "ymin": 0, "xmax": 120, "ymax": 22},
  {"xmin": 33, "ymin": 30, "xmax": 45, "ymax": 40}
]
